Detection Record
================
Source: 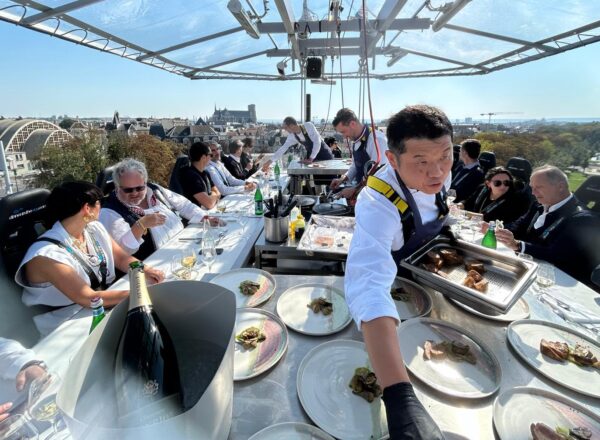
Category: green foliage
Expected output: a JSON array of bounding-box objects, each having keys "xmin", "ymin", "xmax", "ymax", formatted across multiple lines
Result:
[
  {"xmin": 567, "ymin": 171, "xmax": 587, "ymax": 192},
  {"xmin": 58, "ymin": 117, "xmax": 76, "ymax": 130}
]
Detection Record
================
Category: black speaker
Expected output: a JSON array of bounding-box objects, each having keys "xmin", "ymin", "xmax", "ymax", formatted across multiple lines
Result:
[{"xmin": 306, "ymin": 57, "xmax": 322, "ymax": 79}]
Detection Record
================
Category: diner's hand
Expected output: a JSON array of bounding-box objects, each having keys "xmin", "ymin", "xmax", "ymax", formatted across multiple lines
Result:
[
  {"xmin": 144, "ymin": 265, "xmax": 165, "ymax": 284},
  {"xmin": 300, "ymin": 158, "xmax": 313, "ymax": 165},
  {"xmin": 382, "ymin": 382, "xmax": 445, "ymax": 440},
  {"xmin": 244, "ymin": 181, "xmax": 257, "ymax": 191},
  {"xmin": 16, "ymin": 364, "xmax": 46, "ymax": 392},
  {"xmin": 142, "ymin": 212, "xmax": 167, "ymax": 228},
  {"xmin": 495, "ymin": 228, "xmax": 520, "ymax": 251},
  {"xmin": 0, "ymin": 402, "xmax": 12, "ymax": 422}
]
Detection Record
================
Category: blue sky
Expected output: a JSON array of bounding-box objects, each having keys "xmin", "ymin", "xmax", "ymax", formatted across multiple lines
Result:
[{"xmin": 0, "ymin": 0, "xmax": 599, "ymax": 122}]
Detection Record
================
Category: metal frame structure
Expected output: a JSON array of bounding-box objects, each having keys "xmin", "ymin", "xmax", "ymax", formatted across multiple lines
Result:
[{"xmin": 1, "ymin": 0, "xmax": 599, "ymax": 81}]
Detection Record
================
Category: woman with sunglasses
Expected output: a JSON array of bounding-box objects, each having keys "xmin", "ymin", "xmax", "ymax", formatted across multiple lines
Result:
[
  {"xmin": 460, "ymin": 166, "xmax": 530, "ymax": 223},
  {"xmin": 15, "ymin": 181, "xmax": 164, "ymax": 336},
  {"xmin": 99, "ymin": 158, "xmax": 211, "ymax": 260}
]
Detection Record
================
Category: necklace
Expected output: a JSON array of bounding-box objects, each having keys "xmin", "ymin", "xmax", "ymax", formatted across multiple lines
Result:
[{"xmin": 70, "ymin": 234, "xmax": 88, "ymax": 254}]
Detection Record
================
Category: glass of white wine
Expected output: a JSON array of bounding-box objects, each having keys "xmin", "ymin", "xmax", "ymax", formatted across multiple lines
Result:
[
  {"xmin": 27, "ymin": 372, "xmax": 64, "ymax": 436},
  {"xmin": 202, "ymin": 237, "xmax": 217, "ymax": 273},
  {"xmin": 180, "ymin": 249, "xmax": 197, "ymax": 278},
  {"xmin": 535, "ymin": 263, "xmax": 555, "ymax": 294},
  {"xmin": 216, "ymin": 200, "xmax": 227, "ymax": 214}
]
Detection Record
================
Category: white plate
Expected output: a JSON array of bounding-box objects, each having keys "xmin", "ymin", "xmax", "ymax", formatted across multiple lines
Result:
[
  {"xmin": 493, "ymin": 387, "xmax": 600, "ymax": 440},
  {"xmin": 296, "ymin": 340, "xmax": 388, "ymax": 440},
  {"xmin": 276, "ymin": 283, "xmax": 352, "ymax": 335},
  {"xmin": 449, "ymin": 297, "xmax": 530, "ymax": 323},
  {"xmin": 234, "ymin": 308, "xmax": 288, "ymax": 381},
  {"xmin": 391, "ymin": 277, "xmax": 433, "ymax": 321},
  {"xmin": 248, "ymin": 422, "xmax": 335, "ymax": 440},
  {"xmin": 210, "ymin": 268, "xmax": 276, "ymax": 308},
  {"xmin": 397, "ymin": 318, "xmax": 501, "ymax": 399},
  {"xmin": 507, "ymin": 320, "xmax": 600, "ymax": 398}
]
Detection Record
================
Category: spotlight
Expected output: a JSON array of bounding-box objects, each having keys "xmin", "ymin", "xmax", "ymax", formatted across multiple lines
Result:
[
  {"xmin": 277, "ymin": 59, "xmax": 288, "ymax": 76},
  {"xmin": 431, "ymin": 0, "xmax": 471, "ymax": 32},
  {"xmin": 386, "ymin": 49, "xmax": 408, "ymax": 67},
  {"xmin": 228, "ymin": 0, "xmax": 261, "ymax": 39}
]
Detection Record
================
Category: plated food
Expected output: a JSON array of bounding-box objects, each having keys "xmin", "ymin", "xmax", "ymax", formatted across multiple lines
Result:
[
  {"xmin": 236, "ymin": 326, "xmax": 266, "ymax": 350},
  {"xmin": 390, "ymin": 286, "xmax": 410, "ymax": 302},
  {"xmin": 507, "ymin": 320, "xmax": 600, "ymax": 398},
  {"xmin": 530, "ymin": 422, "xmax": 592, "ymax": 440},
  {"xmin": 240, "ymin": 280, "xmax": 261, "ymax": 296},
  {"xmin": 307, "ymin": 297, "xmax": 333, "ymax": 315},
  {"xmin": 390, "ymin": 277, "xmax": 433, "ymax": 321},
  {"xmin": 423, "ymin": 340, "xmax": 477, "ymax": 365},
  {"xmin": 348, "ymin": 367, "xmax": 382, "ymax": 403},
  {"xmin": 210, "ymin": 268, "xmax": 276, "ymax": 308}
]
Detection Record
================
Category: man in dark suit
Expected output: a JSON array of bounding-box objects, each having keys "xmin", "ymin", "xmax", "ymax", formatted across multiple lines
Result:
[
  {"xmin": 497, "ymin": 165, "xmax": 600, "ymax": 289},
  {"xmin": 450, "ymin": 139, "xmax": 484, "ymax": 203},
  {"xmin": 224, "ymin": 140, "xmax": 253, "ymax": 180}
]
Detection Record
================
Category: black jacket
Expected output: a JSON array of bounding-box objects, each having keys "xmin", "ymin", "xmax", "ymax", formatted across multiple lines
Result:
[
  {"xmin": 451, "ymin": 164, "xmax": 485, "ymax": 203},
  {"xmin": 223, "ymin": 155, "xmax": 249, "ymax": 180},
  {"xmin": 509, "ymin": 197, "xmax": 600, "ymax": 290},
  {"xmin": 462, "ymin": 185, "xmax": 530, "ymax": 223}
]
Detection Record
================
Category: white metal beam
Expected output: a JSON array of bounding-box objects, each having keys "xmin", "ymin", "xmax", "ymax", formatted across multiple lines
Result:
[
  {"xmin": 365, "ymin": 0, "xmax": 409, "ymax": 57},
  {"xmin": 273, "ymin": 0, "xmax": 301, "ymax": 60},
  {"xmin": 23, "ymin": 0, "xmax": 105, "ymax": 25}
]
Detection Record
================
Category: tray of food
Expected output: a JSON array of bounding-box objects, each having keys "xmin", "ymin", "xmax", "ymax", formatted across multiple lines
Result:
[
  {"xmin": 297, "ymin": 215, "xmax": 355, "ymax": 255},
  {"xmin": 400, "ymin": 236, "xmax": 538, "ymax": 314}
]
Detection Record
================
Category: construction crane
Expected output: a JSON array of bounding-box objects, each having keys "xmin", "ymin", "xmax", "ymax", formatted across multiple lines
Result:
[{"xmin": 480, "ymin": 112, "xmax": 523, "ymax": 126}]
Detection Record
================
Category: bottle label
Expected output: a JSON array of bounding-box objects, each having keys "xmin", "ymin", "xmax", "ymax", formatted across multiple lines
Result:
[
  {"xmin": 129, "ymin": 267, "xmax": 153, "ymax": 311},
  {"xmin": 255, "ymin": 200, "xmax": 264, "ymax": 214}
]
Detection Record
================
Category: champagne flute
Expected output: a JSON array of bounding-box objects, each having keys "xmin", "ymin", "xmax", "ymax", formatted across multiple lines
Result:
[
  {"xmin": 447, "ymin": 189, "xmax": 457, "ymax": 205},
  {"xmin": 202, "ymin": 237, "xmax": 217, "ymax": 273},
  {"xmin": 27, "ymin": 372, "xmax": 64, "ymax": 435},
  {"xmin": 180, "ymin": 249, "xmax": 197, "ymax": 278}
]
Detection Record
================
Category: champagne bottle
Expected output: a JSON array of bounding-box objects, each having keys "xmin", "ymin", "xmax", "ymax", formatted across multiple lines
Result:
[
  {"xmin": 89, "ymin": 296, "xmax": 106, "ymax": 334},
  {"xmin": 481, "ymin": 221, "xmax": 497, "ymax": 249},
  {"xmin": 254, "ymin": 186, "xmax": 264, "ymax": 216},
  {"xmin": 114, "ymin": 261, "xmax": 182, "ymax": 427}
]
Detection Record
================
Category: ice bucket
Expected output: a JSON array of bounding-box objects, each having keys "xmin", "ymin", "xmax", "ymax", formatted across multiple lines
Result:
[
  {"xmin": 264, "ymin": 215, "xmax": 289, "ymax": 243},
  {"xmin": 57, "ymin": 281, "xmax": 236, "ymax": 440}
]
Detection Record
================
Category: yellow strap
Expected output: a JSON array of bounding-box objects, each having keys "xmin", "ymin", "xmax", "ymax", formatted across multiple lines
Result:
[{"xmin": 366, "ymin": 176, "xmax": 409, "ymax": 213}]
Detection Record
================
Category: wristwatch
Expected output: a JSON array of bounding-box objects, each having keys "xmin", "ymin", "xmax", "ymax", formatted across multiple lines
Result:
[{"xmin": 20, "ymin": 360, "xmax": 48, "ymax": 372}]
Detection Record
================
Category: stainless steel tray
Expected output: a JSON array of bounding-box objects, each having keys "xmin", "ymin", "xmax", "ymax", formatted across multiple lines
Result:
[
  {"xmin": 400, "ymin": 236, "xmax": 538, "ymax": 313},
  {"xmin": 296, "ymin": 214, "xmax": 355, "ymax": 255}
]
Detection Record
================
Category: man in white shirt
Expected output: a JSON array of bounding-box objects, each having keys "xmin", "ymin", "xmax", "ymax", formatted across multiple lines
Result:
[
  {"xmin": 345, "ymin": 105, "xmax": 451, "ymax": 439},
  {"xmin": 0, "ymin": 337, "xmax": 46, "ymax": 421},
  {"xmin": 266, "ymin": 117, "xmax": 333, "ymax": 166},
  {"xmin": 206, "ymin": 141, "xmax": 256, "ymax": 196},
  {"xmin": 330, "ymin": 108, "xmax": 388, "ymax": 199}
]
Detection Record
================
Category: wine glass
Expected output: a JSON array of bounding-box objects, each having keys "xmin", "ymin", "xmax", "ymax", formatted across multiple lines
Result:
[
  {"xmin": 216, "ymin": 200, "xmax": 226, "ymax": 214},
  {"xmin": 202, "ymin": 237, "xmax": 217, "ymax": 273},
  {"xmin": 180, "ymin": 249, "xmax": 197, "ymax": 278},
  {"xmin": 535, "ymin": 263, "xmax": 555, "ymax": 294},
  {"xmin": 27, "ymin": 372, "xmax": 64, "ymax": 436},
  {"xmin": 447, "ymin": 189, "xmax": 457, "ymax": 205},
  {"xmin": 0, "ymin": 414, "xmax": 38, "ymax": 440}
]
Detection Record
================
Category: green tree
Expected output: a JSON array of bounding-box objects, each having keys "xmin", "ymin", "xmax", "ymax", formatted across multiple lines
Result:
[{"xmin": 58, "ymin": 117, "xmax": 76, "ymax": 130}]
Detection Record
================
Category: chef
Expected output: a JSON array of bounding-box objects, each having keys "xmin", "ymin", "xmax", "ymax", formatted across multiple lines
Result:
[{"xmin": 345, "ymin": 105, "xmax": 452, "ymax": 439}]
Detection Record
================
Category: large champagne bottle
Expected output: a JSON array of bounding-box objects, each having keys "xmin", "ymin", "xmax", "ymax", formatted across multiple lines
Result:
[{"xmin": 114, "ymin": 261, "xmax": 183, "ymax": 427}]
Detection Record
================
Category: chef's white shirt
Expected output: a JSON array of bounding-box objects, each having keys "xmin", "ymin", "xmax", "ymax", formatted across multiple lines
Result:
[
  {"xmin": 344, "ymin": 164, "xmax": 451, "ymax": 329},
  {"xmin": 271, "ymin": 121, "xmax": 322, "ymax": 162}
]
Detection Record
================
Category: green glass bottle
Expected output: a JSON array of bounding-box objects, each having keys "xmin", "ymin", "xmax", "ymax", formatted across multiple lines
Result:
[
  {"xmin": 274, "ymin": 161, "xmax": 281, "ymax": 184},
  {"xmin": 254, "ymin": 186, "xmax": 264, "ymax": 216},
  {"xmin": 89, "ymin": 296, "xmax": 106, "ymax": 334},
  {"xmin": 481, "ymin": 220, "xmax": 497, "ymax": 249}
]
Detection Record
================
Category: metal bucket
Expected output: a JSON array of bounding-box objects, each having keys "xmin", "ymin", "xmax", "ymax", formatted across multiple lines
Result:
[
  {"xmin": 57, "ymin": 281, "xmax": 236, "ymax": 440},
  {"xmin": 264, "ymin": 215, "xmax": 289, "ymax": 243}
]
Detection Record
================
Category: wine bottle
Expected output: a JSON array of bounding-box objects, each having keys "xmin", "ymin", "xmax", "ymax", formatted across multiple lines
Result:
[
  {"xmin": 89, "ymin": 296, "xmax": 106, "ymax": 334},
  {"xmin": 481, "ymin": 221, "xmax": 497, "ymax": 249},
  {"xmin": 114, "ymin": 261, "xmax": 183, "ymax": 427},
  {"xmin": 254, "ymin": 186, "xmax": 264, "ymax": 216}
]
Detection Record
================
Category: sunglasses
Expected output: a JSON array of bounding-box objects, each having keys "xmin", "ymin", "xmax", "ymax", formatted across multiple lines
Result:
[
  {"xmin": 491, "ymin": 180, "xmax": 512, "ymax": 188},
  {"xmin": 120, "ymin": 185, "xmax": 146, "ymax": 194}
]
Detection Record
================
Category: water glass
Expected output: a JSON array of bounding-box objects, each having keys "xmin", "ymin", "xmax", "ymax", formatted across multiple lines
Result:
[
  {"xmin": 535, "ymin": 263, "xmax": 555, "ymax": 291},
  {"xmin": 202, "ymin": 237, "xmax": 217, "ymax": 273}
]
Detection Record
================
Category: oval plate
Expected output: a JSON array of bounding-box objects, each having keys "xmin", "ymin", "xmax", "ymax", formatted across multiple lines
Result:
[
  {"xmin": 391, "ymin": 277, "xmax": 433, "ymax": 321},
  {"xmin": 397, "ymin": 318, "xmax": 502, "ymax": 399},
  {"xmin": 297, "ymin": 340, "xmax": 389, "ymax": 440},
  {"xmin": 234, "ymin": 308, "xmax": 288, "ymax": 381},
  {"xmin": 210, "ymin": 268, "xmax": 276, "ymax": 308},
  {"xmin": 248, "ymin": 422, "xmax": 335, "ymax": 440},
  {"xmin": 276, "ymin": 283, "xmax": 352, "ymax": 336},
  {"xmin": 493, "ymin": 387, "xmax": 600, "ymax": 440},
  {"xmin": 507, "ymin": 320, "xmax": 600, "ymax": 398},
  {"xmin": 449, "ymin": 297, "xmax": 530, "ymax": 323}
]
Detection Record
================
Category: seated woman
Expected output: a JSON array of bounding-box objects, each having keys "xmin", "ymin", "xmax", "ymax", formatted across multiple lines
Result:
[
  {"xmin": 326, "ymin": 137, "xmax": 342, "ymax": 158},
  {"xmin": 99, "ymin": 158, "xmax": 210, "ymax": 260},
  {"xmin": 15, "ymin": 181, "xmax": 164, "ymax": 336},
  {"xmin": 179, "ymin": 141, "xmax": 222, "ymax": 209},
  {"xmin": 461, "ymin": 166, "xmax": 530, "ymax": 223}
]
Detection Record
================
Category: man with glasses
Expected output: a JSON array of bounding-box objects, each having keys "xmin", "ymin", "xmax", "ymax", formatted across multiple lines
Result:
[
  {"xmin": 344, "ymin": 105, "xmax": 449, "ymax": 439},
  {"xmin": 207, "ymin": 141, "xmax": 256, "ymax": 196},
  {"xmin": 99, "ymin": 158, "xmax": 210, "ymax": 260}
]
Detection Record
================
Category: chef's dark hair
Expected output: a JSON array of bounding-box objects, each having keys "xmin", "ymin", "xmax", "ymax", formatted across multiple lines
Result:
[{"xmin": 386, "ymin": 105, "xmax": 453, "ymax": 155}]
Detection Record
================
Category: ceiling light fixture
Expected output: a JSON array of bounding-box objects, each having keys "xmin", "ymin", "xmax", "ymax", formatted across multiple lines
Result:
[
  {"xmin": 228, "ymin": 0, "xmax": 261, "ymax": 39},
  {"xmin": 277, "ymin": 59, "xmax": 288, "ymax": 76},
  {"xmin": 386, "ymin": 49, "xmax": 408, "ymax": 67},
  {"xmin": 431, "ymin": 0, "xmax": 471, "ymax": 32}
]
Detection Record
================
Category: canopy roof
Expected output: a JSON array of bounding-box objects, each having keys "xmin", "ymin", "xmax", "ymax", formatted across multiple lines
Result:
[{"xmin": 1, "ymin": 0, "xmax": 599, "ymax": 81}]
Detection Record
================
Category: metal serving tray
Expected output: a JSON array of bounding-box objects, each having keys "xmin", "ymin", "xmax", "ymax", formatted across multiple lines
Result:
[
  {"xmin": 296, "ymin": 214, "xmax": 355, "ymax": 255},
  {"xmin": 400, "ymin": 236, "xmax": 538, "ymax": 314}
]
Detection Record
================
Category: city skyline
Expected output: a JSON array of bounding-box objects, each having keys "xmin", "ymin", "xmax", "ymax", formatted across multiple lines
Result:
[{"xmin": 1, "ymin": 13, "xmax": 599, "ymax": 122}]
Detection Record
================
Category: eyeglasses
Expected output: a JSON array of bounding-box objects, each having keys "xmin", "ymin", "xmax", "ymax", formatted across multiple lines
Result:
[
  {"xmin": 491, "ymin": 180, "xmax": 512, "ymax": 187},
  {"xmin": 120, "ymin": 185, "xmax": 146, "ymax": 194}
]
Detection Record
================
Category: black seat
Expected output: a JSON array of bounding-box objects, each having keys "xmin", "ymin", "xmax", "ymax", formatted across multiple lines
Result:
[
  {"xmin": 506, "ymin": 157, "xmax": 533, "ymax": 183},
  {"xmin": 574, "ymin": 175, "xmax": 600, "ymax": 212},
  {"xmin": 169, "ymin": 155, "xmax": 191, "ymax": 195},
  {"xmin": 0, "ymin": 188, "xmax": 50, "ymax": 345},
  {"xmin": 591, "ymin": 264, "xmax": 600, "ymax": 289},
  {"xmin": 478, "ymin": 151, "xmax": 496, "ymax": 174},
  {"xmin": 96, "ymin": 165, "xmax": 117, "ymax": 196}
]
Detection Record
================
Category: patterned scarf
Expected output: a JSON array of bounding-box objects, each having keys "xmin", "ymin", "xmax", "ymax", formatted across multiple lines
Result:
[{"xmin": 117, "ymin": 189, "xmax": 158, "ymax": 218}]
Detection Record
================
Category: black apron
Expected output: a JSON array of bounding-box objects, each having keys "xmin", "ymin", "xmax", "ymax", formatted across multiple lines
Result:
[
  {"xmin": 294, "ymin": 125, "xmax": 333, "ymax": 161},
  {"xmin": 352, "ymin": 127, "xmax": 372, "ymax": 183}
]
